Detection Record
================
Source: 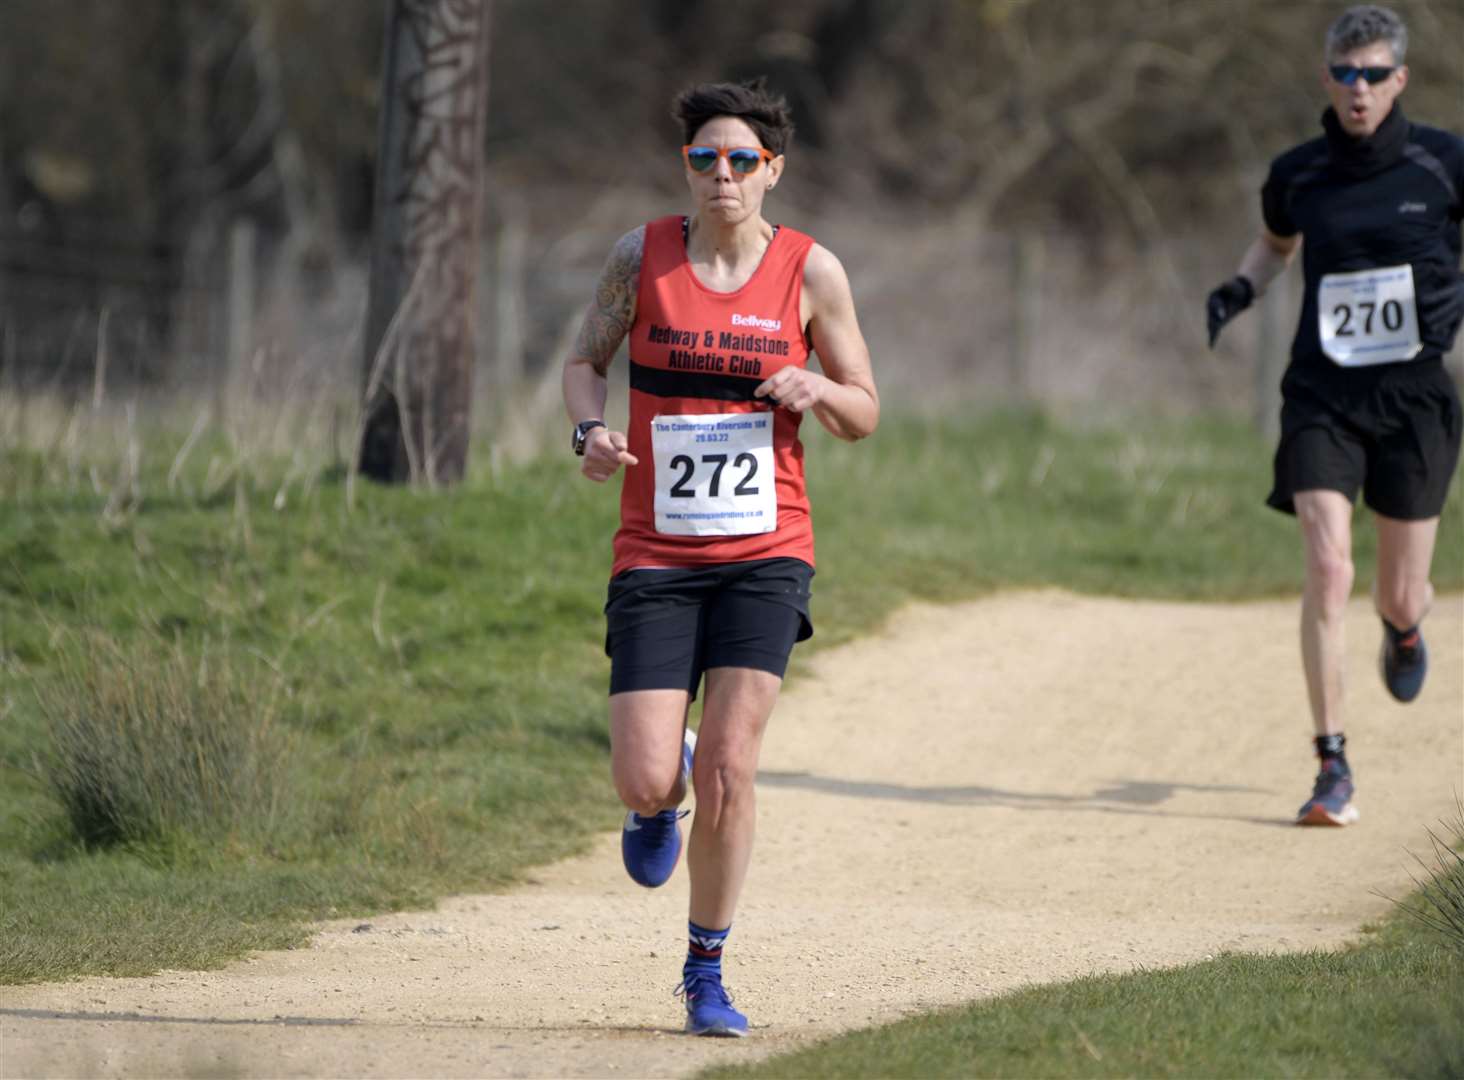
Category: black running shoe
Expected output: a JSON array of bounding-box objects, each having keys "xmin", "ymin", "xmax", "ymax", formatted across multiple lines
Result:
[
  {"xmin": 1380, "ymin": 620, "xmax": 1427, "ymax": 703},
  {"xmin": 1296, "ymin": 758, "xmax": 1358, "ymax": 826}
]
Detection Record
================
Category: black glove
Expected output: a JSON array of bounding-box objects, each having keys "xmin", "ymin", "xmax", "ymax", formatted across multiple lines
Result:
[{"xmin": 1206, "ymin": 275, "xmax": 1255, "ymax": 348}]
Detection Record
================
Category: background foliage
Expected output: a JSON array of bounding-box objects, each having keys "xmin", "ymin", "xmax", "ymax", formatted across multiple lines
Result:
[{"xmin": 2, "ymin": 0, "xmax": 1461, "ymax": 428}]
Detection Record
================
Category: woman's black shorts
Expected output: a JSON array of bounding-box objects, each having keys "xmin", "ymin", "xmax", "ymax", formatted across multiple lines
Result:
[
  {"xmin": 604, "ymin": 557, "xmax": 814, "ymax": 698},
  {"xmin": 1267, "ymin": 365, "xmax": 1462, "ymax": 520}
]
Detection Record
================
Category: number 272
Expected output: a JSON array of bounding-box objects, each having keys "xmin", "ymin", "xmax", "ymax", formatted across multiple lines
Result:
[{"xmin": 669, "ymin": 453, "xmax": 760, "ymax": 497}]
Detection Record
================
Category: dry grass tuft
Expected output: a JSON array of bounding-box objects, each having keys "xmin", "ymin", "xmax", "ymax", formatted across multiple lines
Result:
[{"xmin": 37, "ymin": 634, "xmax": 294, "ymax": 849}]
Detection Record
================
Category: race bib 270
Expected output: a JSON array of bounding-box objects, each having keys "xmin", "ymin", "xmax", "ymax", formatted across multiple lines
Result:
[{"xmin": 1318, "ymin": 264, "xmax": 1422, "ymax": 367}]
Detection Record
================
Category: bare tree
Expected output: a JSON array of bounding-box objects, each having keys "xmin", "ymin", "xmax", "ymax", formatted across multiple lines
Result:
[{"xmin": 358, "ymin": 0, "xmax": 491, "ymax": 486}]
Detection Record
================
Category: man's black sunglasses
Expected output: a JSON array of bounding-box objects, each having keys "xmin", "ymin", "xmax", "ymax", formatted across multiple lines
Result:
[{"xmin": 1329, "ymin": 64, "xmax": 1397, "ymax": 86}]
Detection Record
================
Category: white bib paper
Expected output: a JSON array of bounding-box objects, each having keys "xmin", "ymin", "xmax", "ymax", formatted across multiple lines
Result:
[
  {"xmin": 1317, "ymin": 264, "xmax": 1422, "ymax": 367},
  {"xmin": 651, "ymin": 412, "xmax": 776, "ymax": 536}
]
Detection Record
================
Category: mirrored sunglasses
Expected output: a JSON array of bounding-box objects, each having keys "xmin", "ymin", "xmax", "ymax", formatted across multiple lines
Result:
[
  {"xmin": 682, "ymin": 145, "xmax": 775, "ymax": 175},
  {"xmin": 1328, "ymin": 64, "xmax": 1397, "ymax": 86}
]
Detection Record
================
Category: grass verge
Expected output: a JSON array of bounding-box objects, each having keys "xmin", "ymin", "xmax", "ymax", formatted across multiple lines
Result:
[
  {"xmin": 1, "ymin": 409, "xmax": 1460, "ymax": 984},
  {"xmin": 701, "ymin": 820, "xmax": 1464, "ymax": 1080}
]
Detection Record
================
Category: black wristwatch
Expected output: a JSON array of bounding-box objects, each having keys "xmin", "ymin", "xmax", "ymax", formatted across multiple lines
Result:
[{"xmin": 572, "ymin": 419, "xmax": 606, "ymax": 456}]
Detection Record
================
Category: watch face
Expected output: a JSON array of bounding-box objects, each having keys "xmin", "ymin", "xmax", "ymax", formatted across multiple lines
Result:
[{"xmin": 573, "ymin": 421, "xmax": 602, "ymax": 455}]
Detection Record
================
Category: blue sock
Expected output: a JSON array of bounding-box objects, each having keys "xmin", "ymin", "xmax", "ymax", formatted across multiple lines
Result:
[{"xmin": 685, "ymin": 921, "xmax": 729, "ymax": 983}]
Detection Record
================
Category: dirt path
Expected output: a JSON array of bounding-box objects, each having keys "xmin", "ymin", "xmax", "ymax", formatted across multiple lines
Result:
[{"xmin": 3, "ymin": 592, "xmax": 1461, "ymax": 1079}]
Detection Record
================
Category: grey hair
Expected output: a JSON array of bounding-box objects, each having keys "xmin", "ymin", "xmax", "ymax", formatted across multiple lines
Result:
[{"xmin": 1326, "ymin": 5, "xmax": 1408, "ymax": 64}]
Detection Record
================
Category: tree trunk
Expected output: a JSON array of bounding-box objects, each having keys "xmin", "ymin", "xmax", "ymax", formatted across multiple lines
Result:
[{"xmin": 359, "ymin": 0, "xmax": 491, "ymax": 486}]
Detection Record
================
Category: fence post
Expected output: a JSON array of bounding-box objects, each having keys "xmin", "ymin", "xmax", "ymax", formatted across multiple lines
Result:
[
  {"xmin": 493, "ymin": 201, "xmax": 526, "ymax": 389},
  {"xmin": 1254, "ymin": 267, "xmax": 1292, "ymax": 441},
  {"xmin": 92, "ymin": 307, "xmax": 111, "ymax": 411},
  {"xmin": 1010, "ymin": 231, "xmax": 1043, "ymax": 403},
  {"xmin": 226, "ymin": 219, "xmax": 256, "ymax": 392}
]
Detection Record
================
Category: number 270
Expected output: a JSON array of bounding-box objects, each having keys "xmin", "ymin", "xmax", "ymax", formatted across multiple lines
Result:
[{"xmin": 1333, "ymin": 299, "xmax": 1404, "ymax": 335}]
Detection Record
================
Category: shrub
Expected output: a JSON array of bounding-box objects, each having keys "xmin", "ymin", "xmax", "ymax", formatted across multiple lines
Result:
[
  {"xmin": 1397, "ymin": 799, "xmax": 1464, "ymax": 955},
  {"xmin": 37, "ymin": 635, "xmax": 292, "ymax": 849}
]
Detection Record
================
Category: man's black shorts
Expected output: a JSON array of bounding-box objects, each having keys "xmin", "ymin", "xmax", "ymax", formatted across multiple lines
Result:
[
  {"xmin": 1268, "ymin": 365, "xmax": 1462, "ymax": 520},
  {"xmin": 604, "ymin": 557, "xmax": 814, "ymax": 698}
]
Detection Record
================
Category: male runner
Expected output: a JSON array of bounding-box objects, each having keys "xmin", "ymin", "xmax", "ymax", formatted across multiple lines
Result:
[{"xmin": 1206, "ymin": 4, "xmax": 1462, "ymax": 826}]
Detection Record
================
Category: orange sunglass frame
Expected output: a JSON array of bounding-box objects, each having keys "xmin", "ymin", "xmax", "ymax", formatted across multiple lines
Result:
[{"xmin": 682, "ymin": 145, "xmax": 776, "ymax": 175}]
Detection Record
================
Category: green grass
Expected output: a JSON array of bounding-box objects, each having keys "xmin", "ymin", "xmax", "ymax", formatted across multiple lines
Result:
[
  {"xmin": 1, "ymin": 409, "xmax": 1460, "ymax": 986},
  {"xmin": 702, "ymin": 867, "xmax": 1464, "ymax": 1080},
  {"xmin": 702, "ymin": 934, "xmax": 1464, "ymax": 1079}
]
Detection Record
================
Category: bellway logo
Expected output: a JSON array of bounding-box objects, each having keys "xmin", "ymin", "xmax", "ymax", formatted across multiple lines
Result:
[
  {"xmin": 732, "ymin": 313, "xmax": 782, "ymax": 331},
  {"xmin": 1398, "ymin": 201, "xmax": 1427, "ymax": 214}
]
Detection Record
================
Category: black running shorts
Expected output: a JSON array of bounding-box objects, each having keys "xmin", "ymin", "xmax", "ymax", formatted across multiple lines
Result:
[
  {"xmin": 1267, "ymin": 366, "xmax": 1462, "ymax": 520},
  {"xmin": 604, "ymin": 557, "xmax": 814, "ymax": 697}
]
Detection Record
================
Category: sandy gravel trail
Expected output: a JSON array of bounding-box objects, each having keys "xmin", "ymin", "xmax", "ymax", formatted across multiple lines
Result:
[{"xmin": 3, "ymin": 592, "xmax": 1461, "ymax": 1079}]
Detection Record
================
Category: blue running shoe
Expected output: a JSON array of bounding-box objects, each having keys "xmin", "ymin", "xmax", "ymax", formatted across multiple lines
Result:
[
  {"xmin": 621, "ymin": 807, "xmax": 688, "ymax": 888},
  {"xmin": 1380, "ymin": 620, "xmax": 1427, "ymax": 703},
  {"xmin": 621, "ymin": 729, "xmax": 696, "ymax": 889},
  {"xmin": 1296, "ymin": 758, "xmax": 1358, "ymax": 826},
  {"xmin": 678, "ymin": 973, "xmax": 748, "ymax": 1037}
]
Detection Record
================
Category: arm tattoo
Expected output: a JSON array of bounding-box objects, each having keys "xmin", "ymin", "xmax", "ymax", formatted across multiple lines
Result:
[{"xmin": 572, "ymin": 227, "xmax": 643, "ymax": 378}]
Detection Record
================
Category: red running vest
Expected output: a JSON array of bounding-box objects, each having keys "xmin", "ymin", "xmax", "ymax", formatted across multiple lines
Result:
[{"xmin": 612, "ymin": 215, "xmax": 817, "ymax": 576}]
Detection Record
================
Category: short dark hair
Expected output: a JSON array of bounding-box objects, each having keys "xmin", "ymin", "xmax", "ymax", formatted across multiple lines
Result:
[{"xmin": 672, "ymin": 78, "xmax": 795, "ymax": 156}]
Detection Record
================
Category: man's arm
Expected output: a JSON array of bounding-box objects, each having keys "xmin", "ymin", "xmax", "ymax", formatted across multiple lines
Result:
[
  {"xmin": 1238, "ymin": 228, "xmax": 1302, "ymax": 295},
  {"xmin": 1207, "ymin": 228, "xmax": 1302, "ymax": 348}
]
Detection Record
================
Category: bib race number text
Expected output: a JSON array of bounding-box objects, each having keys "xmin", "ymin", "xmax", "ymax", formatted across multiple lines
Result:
[
  {"xmin": 1318, "ymin": 264, "xmax": 1422, "ymax": 367},
  {"xmin": 651, "ymin": 413, "xmax": 776, "ymax": 537}
]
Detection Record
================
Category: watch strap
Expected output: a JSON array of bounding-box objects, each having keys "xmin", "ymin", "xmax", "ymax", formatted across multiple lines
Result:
[{"xmin": 573, "ymin": 419, "xmax": 606, "ymax": 455}]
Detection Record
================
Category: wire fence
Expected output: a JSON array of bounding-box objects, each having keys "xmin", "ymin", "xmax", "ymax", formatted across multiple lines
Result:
[{"xmin": 2, "ymin": 190, "xmax": 1458, "ymax": 460}]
